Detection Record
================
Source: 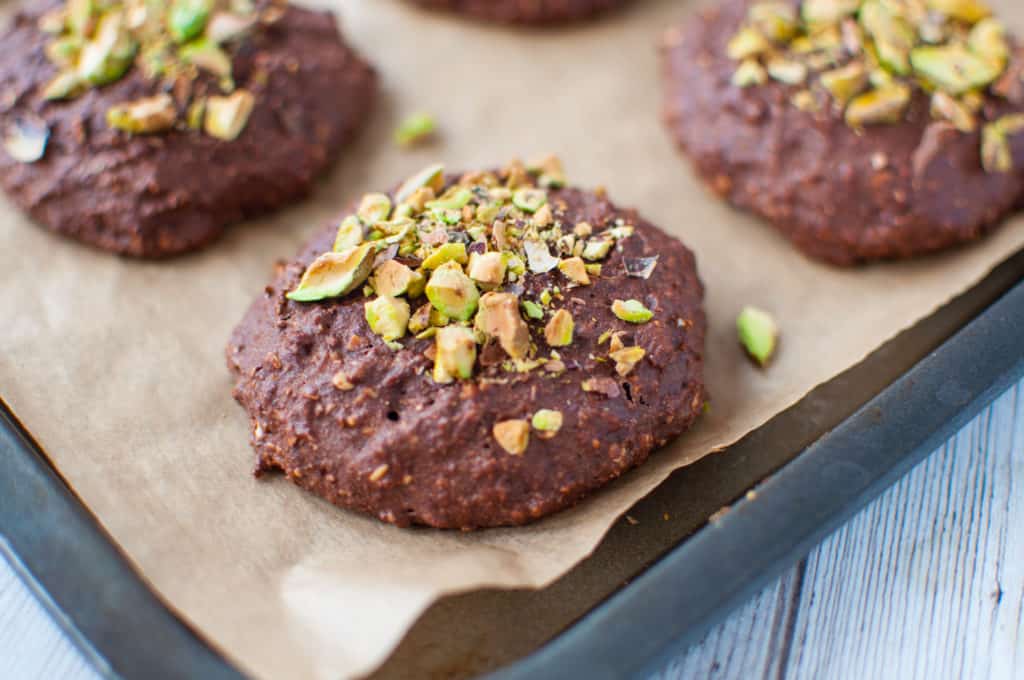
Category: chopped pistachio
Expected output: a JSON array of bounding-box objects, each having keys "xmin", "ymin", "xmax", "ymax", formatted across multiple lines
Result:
[
  {"xmin": 925, "ymin": 0, "xmax": 991, "ymax": 24},
  {"xmin": 524, "ymin": 240, "xmax": 560, "ymax": 273},
  {"xmin": 66, "ymin": 0, "xmax": 93, "ymax": 36},
  {"xmin": 748, "ymin": 2, "xmax": 798, "ymax": 42},
  {"xmin": 408, "ymin": 302, "xmax": 433, "ymax": 334},
  {"xmin": 819, "ymin": 61, "xmax": 868, "ymax": 104},
  {"xmin": 433, "ymin": 326, "xmax": 477, "ymax": 383},
  {"xmin": 732, "ymin": 59, "xmax": 768, "ymax": 88},
  {"xmin": 106, "ymin": 93, "xmax": 177, "ymax": 134},
  {"xmin": 557, "ymin": 257, "xmax": 591, "ymax": 285},
  {"xmin": 204, "ymin": 89, "xmax": 255, "ymax": 140},
  {"xmin": 522, "ymin": 300, "xmax": 544, "ymax": 320},
  {"xmin": 610, "ymin": 346, "xmax": 646, "ymax": 377},
  {"xmin": 3, "ymin": 117, "xmax": 49, "ymax": 164},
  {"xmin": 476, "ymin": 292, "xmax": 530, "ymax": 359},
  {"xmin": 512, "ymin": 188, "xmax": 547, "ymax": 213},
  {"xmin": 39, "ymin": 8, "xmax": 68, "ymax": 35},
  {"xmin": 427, "ymin": 188, "xmax": 472, "ymax": 212},
  {"xmin": 930, "ymin": 91, "xmax": 976, "ymax": 132},
  {"xmin": 425, "ymin": 261, "xmax": 479, "ymax": 321},
  {"xmin": 531, "ymin": 409, "xmax": 563, "ymax": 437},
  {"xmin": 737, "ymin": 306, "xmax": 779, "ymax": 366},
  {"xmin": 581, "ymin": 238, "xmax": 613, "ymax": 261},
  {"xmin": 727, "ymin": 26, "xmax": 770, "ymax": 61},
  {"xmin": 45, "ymin": 36, "xmax": 82, "ymax": 68},
  {"xmin": 860, "ymin": 1, "xmax": 916, "ymax": 75},
  {"xmin": 845, "ymin": 84, "xmax": 911, "ymax": 127},
  {"xmin": 42, "ymin": 71, "xmax": 84, "ymax": 101},
  {"xmin": 612, "ymin": 299, "xmax": 654, "ymax": 324},
  {"xmin": 801, "ymin": 0, "xmax": 859, "ymax": 27},
  {"xmin": 544, "ymin": 309, "xmax": 574, "ymax": 347},
  {"xmin": 421, "ymin": 242, "xmax": 468, "ymax": 270},
  {"xmin": 371, "ymin": 260, "xmax": 424, "ymax": 298},
  {"xmin": 429, "ymin": 306, "xmax": 450, "ymax": 327},
  {"xmin": 186, "ymin": 98, "xmax": 206, "ymax": 130},
  {"xmin": 585, "ymin": 263, "xmax": 603, "ymax": 277},
  {"xmin": 532, "ymin": 203, "xmax": 554, "ymax": 227},
  {"xmin": 334, "ymin": 216, "xmax": 364, "ymax": 252},
  {"xmin": 206, "ymin": 11, "xmax": 256, "ymax": 43},
  {"xmin": 910, "ymin": 44, "xmax": 1001, "ymax": 95},
  {"xmin": 394, "ymin": 112, "xmax": 436, "ymax": 147},
  {"xmin": 981, "ymin": 114, "xmax": 1024, "ymax": 173},
  {"xmin": 169, "ymin": 0, "xmax": 213, "ymax": 43},
  {"xmin": 967, "ymin": 17, "xmax": 1008, "ymax": 66},
  {"xmin": 78, "ymin": 11, "xmax": 138, "ymax": 86},
  {"xmin": 493, "ymin": 419, "xmax": 530, "ymax": 455},
  {"xmin": 179, "ymin": 38, "xmax": 232, "ymax": 78},
  {"xmin": 527, "ymin": 154, "xmax": 566, "ymax": 188},
  {"xmin": 766, "ymin": 57, "xmax": 808, "ymax": 85},
  {"xmin": 574, "ymin": 222, "xmax": 593, "ymax": 238},
  {"xmin": 467, "ymin": 251, "xmax": 507, "ymax": 289},
  {"xmin": 365, "ymin": 296, "xmax": 411, "ymax": 342},
  {"xmin": 286, "ymin": 243, "xmax": 376, "ymax": 302},
  {"xmin": 358, "ymin": 193, "xmax": 393, "ymax": 225},
  {"xmin": 395, "ymin": 163, "xmax": 445, "ymax": 204}
]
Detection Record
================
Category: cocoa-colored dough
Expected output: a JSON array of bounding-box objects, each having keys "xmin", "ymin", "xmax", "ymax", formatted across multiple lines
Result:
[
  {"xmin": 406, "ymin": 0, "xmax": 629, "ymax": 25},
  {"xmin": 227, "ymin": 174, "xmax": 707, "ymax": 530},
  {"xmin": 0, "ymin": 1, "xmax": 376, "ymax": 257},
  {"xmin": 661, "ymin": 0, "xmax": 1024, "ymax": 265}
]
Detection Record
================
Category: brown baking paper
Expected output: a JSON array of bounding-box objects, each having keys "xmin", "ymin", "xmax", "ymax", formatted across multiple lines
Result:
[{"xmin": 2, "ymin": 0, "xmax": 1024, "ymax": 677}]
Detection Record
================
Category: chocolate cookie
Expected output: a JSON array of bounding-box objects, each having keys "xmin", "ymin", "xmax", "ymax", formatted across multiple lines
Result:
[
  {"xmin": 227, "ymin": 158, "xmax": 707, "ymax": 529},
  {"xmin": 0, "ymin": 1, "xmax": 376, "ymax": 257},
  {"xmin": 406, "ymin": 0, "xmax": 628, "ymax": 25},
  {"xmin": 662, "ymin": 0, "xmax": 1024, "ymax": 265}
]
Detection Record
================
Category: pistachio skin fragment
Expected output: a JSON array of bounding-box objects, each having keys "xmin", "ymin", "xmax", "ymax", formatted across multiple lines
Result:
[
  {"xmin": 394, "ymin": 112, "xmax": 436, "ymax": 147},
  {"xmin": 433, "ymin": 326, "xmax": 477, "ymax": 384},
  {"xmin": 425, "ymin": 261, "xmax": 479, "ymax": 322},
  {"xmin": 611, "ymin": 299, "xmax": 654, "ymax": 324},
  {"xmin": 493, "ymin": 419, "xmax": 530, "ymax": 455},
  {"xmin": 531, "ymin": 409, "xmax": 563, "ymax": 438},
  {"xmin": 365, "ymin": 296, "xmax": 411, "ymax": 342},
  {"xmin": 737, "ymin": 306, "xmax": 779, "ymax": 367},
  {"xmin": 544, "ymin": 309, "xmax": 574, "ymax": 347},
  {"xmin": 286, "ymin": 243, "xmax": 376, "ymax": 303}
]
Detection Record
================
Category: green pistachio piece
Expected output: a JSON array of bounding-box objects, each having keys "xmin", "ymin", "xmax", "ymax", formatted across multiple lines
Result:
[
  {"xmin": 365, "ymin": 296, "xmax": 411, "ymax": 342},
  {"xmin": 512, "ymin": 188, "xmax": 547, "ymax": 213},
  {"xmin": 408, "ymin": 303, "xmax": 432, "ymax": 334},
  {"xmin": 169, "ymin": 0, "xmax": 213, "ymax": 43},
  {"xmin": 925, "ymin": 0, "xmax": 991, "ymax": 24},
  {"xmin": 967, "ymin": 18, "xmax": 1008, "ymax": 67},
  {"xmin": 371, "ymin": 260, "xmax": 424, "ymax": 298},
  {"xmin": 981, "ymin": 114, "xmax": 1024, "ymax": 173},
  {"xmin": 581, "ymin": 238, "xmax": 613, "ymax": 261},
  {"xmin": 426, "ymin": 188, "xmax": 472, "ymax": 212},
  {"xmin": 737, "ymin": 306, "xmax": 778, "ymax": 366},
  {"xmin": 557, "ymin": 256, "xmax": 591, "ymax": 285},
  {"xmin": 612, "ymin": 299, "xmax": 653, "ymax": 324},
  {"xmin": 527, "ymin": 154, "xmax": 566, "ymax": 188},
  {"xmin": 41, "ymin": 71, "xmax": 84, "ymax": 101},
  {"xmin": 492, "ymin": 419, "xmax": 529, "ymax": 455},
  {"xmin": 429, "ymin": 306, "xmax": 450, "ymax": 327},
  {"xmin": 433, "ymin": 326, "xmax": 477, "ymax": 384},
  {"xmin": 186, "ymin": 98, "xmax": 206, "ymax": 130},
  {"xmin": 3, "ymin": 116, "xmax": 49, "ymax": 164},
  {"xmin": 421, "ymin": 242, "xmax": 468, "ymax": 270},
  {"xmin": 610, "ymin": 346, "xmax": 646, "ymax": 377},
  {"xmin": 78, "ymin": 11, "xmax": 138, "ymax": 86},
  {"xmin": 204, "ymin": 89, "xmax": 255, "ymax": 140},
  {"xmin": 45, "ymin": 37, "xmax": 82, "ymax": 68},
  {"xmin": 333, "ymin": 216, "xmax": 364, "ymax": 252},
  {"xmin": 522, "ymin": 300, "xmax": 544, "ymax": 320},
  {"xmin": 801, "ymin": 0, "xmax": 859, "ymax": 27},
  {"xmin": 425, "ymin": 261, "xmax": 479, "ymax": 321},
  {"xmin": 395, "ymin": 163, "xmax": 445, "ymax": 204},
  {"xmin": 766, "ymin": 57, "xmax": 808, "ymax": 85},
  {"xmin": 860, "ymin": 1, "xmax": 915, "ymax": 75},
  {"xmin": 911, "ymin": 45, "xmax": 1001, "ymax": 95},
  {"xmin": 544, "ymin": 309, "xmax": 574, "ymax": 347},
  {"xmin": 930, "ymin": 91, "xmax": 976, "ymax": 132},
  {"xmin": 67, "ymin": 0, "xmax": 94, "ymax": 36},
  {"xmin": 106, "ymin": 94, "xmax": 178, "ymax": 134},
  {"xmin": 475, "ymin": 292, "xmax": 530, "ymax": 359},
  {"xmin": 524, "ymin": 240, "xmax": 560, "ymax": 273},
  {"xmin": 531, "ymin": 409, "xmax": 563, "ymax": 437},
  {"xmin": 819, "ymin": 61, "xmax": 868, "ymax": 105},
  {"xmin": 206, "ymin": 11, "xmax": 256, "ymax": 44},
  {"xmin": 467, "ymin": 251, "xmax": 507, "ymax": 289},
  {"xmin": 179, "ymin": 38, "xmax": 232, "ymax": 78},
  {"xmin": 732, "ymin": 59, "xmax": 768, "ymax": 88},
  {"xmin": 727, "ymin": 26, "xmax": 770, "ymax": 60},
  {"xmin": 357, "ymin": 193, "xmax": 393, "ymax": 225},
  {"xmin": 286, "ymin": 243, "xmax": 376, "ymax": 302},
  {"xmin": 748, "ymin": 2, "xmax": 798, "ymax": 43},
  {"xmin": 844, "ymin": 83, "xmax": 911, "ymax": 127},
  {"xmin": 539, "ymin": 289, "xmax": 553, "ymax": 306},
  {"xmin": 394, "ymin": 112, "xmax": 436, "ymax": 147}
]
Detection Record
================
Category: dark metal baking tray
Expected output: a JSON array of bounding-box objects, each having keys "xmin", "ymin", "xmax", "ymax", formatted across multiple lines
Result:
[{"xmin": 3, "ymin": 250, "xmax": 1024, "ymax": 680}]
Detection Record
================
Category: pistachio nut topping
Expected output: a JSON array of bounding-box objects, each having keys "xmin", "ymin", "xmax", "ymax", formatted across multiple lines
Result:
[
  {"xmin": 38, "ymin": 0, "xmax": 277, "ymax": 139},
  {"xmin": 286, "ymin": 159, "xmax": 643, "ymax": 384},
  {"xmin": 493, "ymin": 419, "xmax": 530, "ymax": 455},
  {"xmin": 394, "ymin": 112, "xmax": 437, "ymax": 147},
  {"xmin": 531, "ymin": 409, "xmax": 564, "ymax": 438},
  {"xmin": 737, "ymin": 306, "xmax": 779, "ymax": 366},
  {"xmin": 727, "ymin": 0, "xmax": 1020, "ymax": 172},
  {"xmin": 611, "ymin": 299, "xmax": 653, "ymax": 324},
  {"xmin": 981, "ymin": 113, "xmax": 1024, "ymax": 173},
  {"xmin": 610, "ymin": 346, "xmax": 646, "ymax": 377}
]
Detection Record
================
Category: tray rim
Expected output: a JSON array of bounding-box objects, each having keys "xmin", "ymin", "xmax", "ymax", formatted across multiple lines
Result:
[{"xmin": 2, "ymin": 276, "xmax": 1024, "ymax": 680}]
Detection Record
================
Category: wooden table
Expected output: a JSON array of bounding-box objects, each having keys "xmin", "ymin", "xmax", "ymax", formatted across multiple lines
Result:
[{"xmin": 3, "ymin": 381, "xmax": 1022, "ymax": 680}]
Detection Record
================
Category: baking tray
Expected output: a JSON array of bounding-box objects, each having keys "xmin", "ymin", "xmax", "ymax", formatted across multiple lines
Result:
[{"xmin": 3, "ymin": 249, "xmax": 1024, "ymax": 680}]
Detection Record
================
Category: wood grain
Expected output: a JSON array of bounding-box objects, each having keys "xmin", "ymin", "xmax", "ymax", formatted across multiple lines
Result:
[{"xmin": 2, "ymin": 382, "xmax": 1022, "ymax": 679}]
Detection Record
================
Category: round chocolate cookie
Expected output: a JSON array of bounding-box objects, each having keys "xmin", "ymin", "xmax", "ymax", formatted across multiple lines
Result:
[
  {"xmin": 227, "ymin": 158, "xmax": 707, "ymax": 529},
  {"xmin": 662, "ymin": 0, "xmax": 1024, "ymax": 265},
  {"xmin": 406, "ymin": 0, "xmax": 628, "ymax": 25},
  {"xmin": 0, "ymin": 1, "xmax": 376, "ymax": 257}
]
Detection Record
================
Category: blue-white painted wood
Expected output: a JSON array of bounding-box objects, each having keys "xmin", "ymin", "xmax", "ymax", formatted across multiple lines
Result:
[{"xmin": 3, "ymin": 381, "xmax": 1023, "ymax": 680}]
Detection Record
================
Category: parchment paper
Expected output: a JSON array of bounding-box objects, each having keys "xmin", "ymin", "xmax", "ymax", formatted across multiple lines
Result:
[{"xmin": 3, "ymin": 0, "xmax": 1024, "ymax": 678}]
